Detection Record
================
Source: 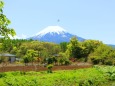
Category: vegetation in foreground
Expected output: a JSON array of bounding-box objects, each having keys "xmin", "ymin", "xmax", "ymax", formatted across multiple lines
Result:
[{"xmin": 0, "ymin": 66, "xmax": 115, "ymax": 86}]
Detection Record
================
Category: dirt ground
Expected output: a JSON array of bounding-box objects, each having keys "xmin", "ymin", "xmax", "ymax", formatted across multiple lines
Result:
[{"xmin": 0, "ymin": 62, "xmax": 92, "ymax": 72}]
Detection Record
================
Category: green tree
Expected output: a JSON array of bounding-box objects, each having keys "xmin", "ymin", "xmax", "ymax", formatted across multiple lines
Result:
[
  {"xmin": 23, "ymin": 49, "xmax": 38, "ymax": 66},
  {"xmin": 1, "ymin": 39, "xmax": 14, "ymax": 52},
  {"xmin": 66, "ymin": 37, "xmax": 83, "ymax": 59},
  {"xmin": 60, "ymin": 42, "xmax": 68, "ymax": 52},
  {"xmin": 0, "ymin": 1, "xmax": 16, "ymax": 38},
  {"xmin": 82, "ymin": 40, "xmax": 103, "ymax": 61},
  {"xmin": 58, "ymin": 52, "xmax": 70, "ymax": 65},
  {"xmin": 89, "ymin": 44, "xmax": 115, "ymax": 65}
]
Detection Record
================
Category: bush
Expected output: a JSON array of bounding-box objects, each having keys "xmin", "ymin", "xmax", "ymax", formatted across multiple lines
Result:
[
  {"xmin": 64, "ymin": 60, "xmax": 71, "ymax": 65},
  {"xmin": 47, "ymin": 64, "xmax": 53, "ymax": 73},
  {"xmin": 0, "ymin": 73, "xmax": 6, "ymax": 78},
  {"xmin": 105, "ymin": 61, "xmax": 113, "ymax": 65},
  {"xmin": 104, "ymin": 59, "xmax": 114, "ymax": 65},
  {"xmin": 91, "ymin": 58, "xmax": 100, "ymax": 64}
]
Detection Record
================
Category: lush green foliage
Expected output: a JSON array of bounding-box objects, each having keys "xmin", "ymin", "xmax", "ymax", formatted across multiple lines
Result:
[
  {"xmin": 0, "ymin": 36, "xmax": 115, "ymax": 66},
  {"xmin": 0, "ymin": 1, "xmax": 16, "ymax": 38},
  {"xmin": 47, "ymin": 64, "xmax": 53, "ymax": 73},
  {"xmin": 0, "ymin": 66, "xmax": 115, "ymax": 86},
  {"xmin": 89, "ymin": 44, "xmax": 115, "ymax": 65},
  {"xmin": 60, "ymin": 42, "xmax": 68, "ymax": 52},
  {"xmin": 66, "ymin": 37, "xmax": 83, "ymax": 59}
]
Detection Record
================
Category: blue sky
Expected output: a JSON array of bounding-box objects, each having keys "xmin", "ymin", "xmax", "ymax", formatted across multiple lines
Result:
[{"xmin": 3, "ymin": 0, "xmax": 115, "ymax": 44}]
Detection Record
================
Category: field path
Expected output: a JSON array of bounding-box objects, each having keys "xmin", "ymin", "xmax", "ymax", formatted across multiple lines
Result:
[{"xmin": 0, "ymin": 63, "xmax": 92, "ymax": 72}]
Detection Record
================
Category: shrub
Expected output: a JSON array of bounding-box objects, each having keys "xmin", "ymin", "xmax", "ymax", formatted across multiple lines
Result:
[
  {"xmin": 64, "ymin": 60, "xmax": 71, "ymax": 65},
  {"xmin": 105, "ymin": 59, "xmax": 113, "ymax": 65},
  {"xmin": 47, "ymin": 64, "xmax": 53, "ymax": 73},
  {"xmin": 91, "ymin": 58, "xmax": 100, "ymax": 64},
  {"xmin": 0, "ymin": 73, "xmax": 6, "ymax": 78}
]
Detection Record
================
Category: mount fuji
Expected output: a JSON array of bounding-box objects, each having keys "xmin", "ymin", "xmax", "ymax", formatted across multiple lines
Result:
[{"xmin": 28, "ymin": 26, "xmax": 85, "ymax": 43}]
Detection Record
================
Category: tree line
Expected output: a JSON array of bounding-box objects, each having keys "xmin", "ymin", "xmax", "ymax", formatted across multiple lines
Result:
[{"xmin": 0, "ymin": 37, "xmax": 115, "ymax": 66}]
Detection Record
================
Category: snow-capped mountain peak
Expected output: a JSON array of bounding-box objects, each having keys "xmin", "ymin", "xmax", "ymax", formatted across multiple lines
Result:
[
  {"xmin": 36, "ymin": 26, "xmax": 67, "ymax": 36},
  {"xmin": 28, "ymin": 26, "xmax": 85, "ymax": 43}
]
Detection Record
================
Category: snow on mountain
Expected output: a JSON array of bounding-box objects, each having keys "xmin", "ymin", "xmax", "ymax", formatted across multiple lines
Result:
[
  {"xmin": 28, "ymin": 26, "xmax": 85, "ymax": 43},
  {"xmin": 35, "ymin": 26, "xmax": 67, "ymax": 37}
]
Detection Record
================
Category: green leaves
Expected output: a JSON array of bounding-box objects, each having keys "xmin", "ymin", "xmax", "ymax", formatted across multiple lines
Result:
[
  {"xmin": 89, "ymin": 44, "xmax": 115, "ymax": 65},
  {"xmin": 0, "ymin": 0, "xmax": 16, "ymax": 38},
  {"xmin": 0, "ymin": 1, "xmax": 4, "ymax": 9},
  {"xmin": 66, "ymin": 37, "xmax": 85, "ymax": 59},
  {"xmin": 0, "ymin": 66, "xmax": 115, "ymax": 85}
]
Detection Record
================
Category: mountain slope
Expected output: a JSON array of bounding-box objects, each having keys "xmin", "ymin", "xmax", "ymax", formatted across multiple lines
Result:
[
  {"xmin": 28, "ymin": 26, "xmax": 85, "ymax": 43},
  {"xmin": 108, "ymin": 44, "xmax": 115, "ymax": 48}
]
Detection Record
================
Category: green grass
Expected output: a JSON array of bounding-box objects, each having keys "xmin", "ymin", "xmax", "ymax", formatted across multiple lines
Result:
[{"xmin": 0, "ymin": 66, "xmax": 115, "ymax": 86}]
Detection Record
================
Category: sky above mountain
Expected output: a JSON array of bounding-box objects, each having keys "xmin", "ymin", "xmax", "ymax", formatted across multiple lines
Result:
[{"xmin": 3, "ymin": 0, "xmax": 115, "ymax": 44}]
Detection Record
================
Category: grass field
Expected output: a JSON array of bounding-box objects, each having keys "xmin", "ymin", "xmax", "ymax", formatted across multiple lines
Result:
[{"xmin": 0, "ymin": 65, "xmax": 115, "ymax": 86}]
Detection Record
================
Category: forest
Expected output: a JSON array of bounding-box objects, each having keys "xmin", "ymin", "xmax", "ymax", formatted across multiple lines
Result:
[{"xmin": 0, "ymin": 37, "xmax": 115, "ymax": 66}]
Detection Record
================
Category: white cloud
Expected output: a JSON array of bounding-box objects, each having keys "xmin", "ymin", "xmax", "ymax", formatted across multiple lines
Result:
[{"xmin": 9, "ymin": 34, "xmax": 27, "ymax": 39}]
